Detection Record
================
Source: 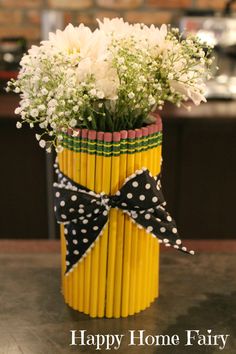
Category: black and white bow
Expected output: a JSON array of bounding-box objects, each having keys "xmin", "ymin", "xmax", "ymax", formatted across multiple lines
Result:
[{"xmin": 54, "ymin": 165, "xmax": 194, "ymax": 274}]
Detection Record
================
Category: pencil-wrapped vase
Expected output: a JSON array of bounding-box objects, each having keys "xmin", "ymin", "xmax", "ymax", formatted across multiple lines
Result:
[{"xmin": 58, "ymin": 116, "xmax": 162, "ymax": 318}]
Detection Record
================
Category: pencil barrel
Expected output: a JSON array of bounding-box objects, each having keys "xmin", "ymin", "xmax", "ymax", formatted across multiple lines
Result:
[{"xmin": 58, "ymin": 116, "xmax": 162, "ymax": 317}]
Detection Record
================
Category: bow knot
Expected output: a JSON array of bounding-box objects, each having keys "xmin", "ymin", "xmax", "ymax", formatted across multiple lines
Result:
[
  {"xmin": 108, "ymin": 195, "xmax": 120, "ymax": 208},
  {"xmin": 99, "ymin": 193, "xmax": 117, "ymax": 209},
  {"xmin": 54, "ymin": 165, "xmax": 194, "ymax": 274}
]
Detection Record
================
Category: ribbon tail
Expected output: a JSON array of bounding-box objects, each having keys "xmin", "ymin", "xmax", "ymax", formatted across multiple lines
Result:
[
  {"xmin": 64, "ymin": 214, "xmax": 109, "ymax": 275},
  {"xmin": 132, "ymin": 211, "xmax": 195, "ymax": 255}
]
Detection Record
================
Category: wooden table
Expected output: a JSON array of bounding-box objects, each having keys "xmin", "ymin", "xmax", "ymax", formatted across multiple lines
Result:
[{"xmin": 0, "ymin": 240, "xmax": 235, "ymax": 354}]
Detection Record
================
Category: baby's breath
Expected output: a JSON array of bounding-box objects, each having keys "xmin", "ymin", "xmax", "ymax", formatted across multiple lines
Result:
[{"xmin": 7, "ymin": 19, "xmax": 213, "ymax": 151}]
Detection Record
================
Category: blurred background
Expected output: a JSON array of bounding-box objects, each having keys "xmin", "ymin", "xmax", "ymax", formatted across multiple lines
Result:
[{"xmin": 0, "ymin": 0, "xmax": 236, "ymax": 241}]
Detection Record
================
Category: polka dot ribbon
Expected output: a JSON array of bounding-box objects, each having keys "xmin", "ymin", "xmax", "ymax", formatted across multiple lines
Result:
[{"xmin": 54, "ymin": 164, "xmax": 195, "ymax": 275}]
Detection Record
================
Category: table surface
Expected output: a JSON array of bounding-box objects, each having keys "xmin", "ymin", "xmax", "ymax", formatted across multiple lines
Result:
[{"xmin": 0, "ymin": 240, "xmax": 235, "ymax": 354}]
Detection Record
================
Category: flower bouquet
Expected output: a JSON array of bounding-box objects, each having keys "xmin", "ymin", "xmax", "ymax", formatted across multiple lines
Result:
[{"xmin": 8, "ymin": 18, "xmax": 213, "ymax": 318}]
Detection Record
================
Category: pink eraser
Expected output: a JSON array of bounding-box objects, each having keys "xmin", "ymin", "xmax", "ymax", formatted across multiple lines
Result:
[
  {"xmin": 120, "ymin": 130, "xmax": 128, "ymax": 139},
  {"xmin": 88, "ymin": 130, "xmax": 97, "ymax": 140},
  {"xmin": 82, "ymin": 129, "xmax": 88, "ymax": 138},
  {"xmin": 113, "ymin": 132, "xmax": 121, "ymax": 142},
  {"xmin": 135, "ymin": 129, "xmax": 142, "ymax": 138},
  {"xmin": 104, "ymin": 132, "xmax": 112, "ymax": 142},
  {"xmin": 128, "ymin": 130, "xmax": 135, "ymax": 139},
  {"xmin": 148, "ymin": 124, "xmax": 154, "ymax": 135},
  {"xmin": 97, "ymin": 131, "xmax": 104, "ymax": 141},
  {"xmin": 67, "ymin": 128, "xmax": 73, "ymax": 136},
  {"xmin": 157, "ymin": 119, "xmax": 163, "ymax": 132},
  {"xmin": 141, "ymin": 127, "xmax": 148, "ymax": 136}
]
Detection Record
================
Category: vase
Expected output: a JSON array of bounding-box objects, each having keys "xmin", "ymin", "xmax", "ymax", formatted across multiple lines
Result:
[{"xmin": 57, "ymin": 115, "xmax": 163, "ymax": 318}]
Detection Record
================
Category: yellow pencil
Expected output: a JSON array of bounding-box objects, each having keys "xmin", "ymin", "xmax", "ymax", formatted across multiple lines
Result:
[
  {"xmin": 151, "ymin": 124, "xmax": 158, "ymax": 305},
  {"xmin": 113, "ymin": 130, "xmax": 127, "ymax": 318},
  {"xmin": 77, "ymin": 129, "xmax": 88, "ymax": 312},
  {"xmin": 90, "ymin": 131, "xmax": 104, "ymax": 317},
  {"xmin": 128, "ymin": 129, "xmax": 139, "ymax": 316},
  {"xmin": 140, "ymin": 127, "xmax": 149, "ymax": 311},
  {"xmin": 83, "ymin": 130, "xmax": 96, "ymax": 315},
  {"xmin": 148, "ymin": 119, "xmax": 161, "ymax": 304},
  {"xmin": 58, "ymin": 150, "xmax": 66, "ymax": 298},
  {"xmin": 145, "ymin": 124, "xmax": 154, "ymax": 309},
  {"xmin": 60, "ymin": 135, "xmax": 71, "ymax": 305},
  {"xmin": 58, "ymin": 115, "xmax": 162, "ymax": 316},
  {"xmin": 98, "ymin": 132, "xmax": 112, "ymax": 317},
  {"xmin": 71, "ymin": 129, "xmax": 81, "ymax": 311},
  {"xmin": 106, "ymin": 132, "xmax": 121, "ymax": 318},
  {"xmin": 133, "ymin": 128, "xmax": 142, "ymax": 314},
  {"xmin": 121, "ymin": 129, "xmax": 135, "ymax": 317},
  {"xmin": 153, "ymin": 118, "xmax": 162, "ymax": 300},
  {"xmin": 67, "ymin": 130, "xmax": 74, "ymax": 308},
  {"xmin": 150, "ymin": 122, "xmax": 157, "ymax": 303}
]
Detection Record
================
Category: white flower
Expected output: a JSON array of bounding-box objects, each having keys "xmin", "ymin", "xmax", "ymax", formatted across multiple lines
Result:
[
  {"xmin": 139, "ymin": 24, "xmax": 168, "ymax": 49},
  {"xmin": 42, "ymin": 77, "xmax": 49, "ymax": 83},
  {"xmin": 14, "ymin": 107, "xmax": 21, "ymax": 115},
  {"xmin": 50, "ymin": 122, "xmax": 57, "ymax": 129},
  {"xmin": 21, "ymin": 99, "xmax": 30, "ymax": 109},
  {"xmin": 97, "ymin": 18, "xmax": 133, "ymax": 39},
  {"xmin": 43, "ymin": 23, "xmax": 92, "ymax": 55},
  {"xmin": 81, "ymin": 28, "xmax": 108, "ymax": 60},
  {"xmin": 70, "ymin": 118, "xmax": 77, "ymax": 127},
  {"xmin": 48, "ymin": 99, "xmax": 57, "ymax": 107},
  {"xmin": 148, "ymin": 95, "xmax": 156, "ymax": 105},
  {"xmin": 117, "ymin": 57, "xmax": 125, "ymax": 65},
  {"xmin": 56, "ymin": 145, "xmax": 63, "ymax": 153},
  {"xmin": 85, "ymin": 59, "xmax": 119, "ymax": 100},
  {"xmin": 47, "ymin": 107, "xmax": 54, "ymax": 116},
  {"xmin": 139, "ymin": 75, "xmax": 146, "ymax": 83},
  {"xmin": 72, "ymin": 130, "xmax": 80, "ymax": 137},
  {"xmin": 38, "ymin": 104, "xmax": 46, "ymax": 111},
  {"xmin": 96, "ymin": 90, "xmax": 104, "ymax": 99},
  {"xmin": 16, "ymin": 121, "xmax": 22, "ymax": 129},
  {"xmin": 128, "ymin": 92, "xmax": 135, "ymax": 99},
  {"xmin": 188, "ymin": 87, "xmax": 207, "ymax": 105},
  {"xmin": 39, "ymin": 139, "xmax": 46, "ymax": 148},
  {"xmin": 8, "ymin": 18, "xmax": 213, "ymax": 149},
  {"xmin": 76, "ymin": 57, "xmax": 92, "ymax": 82},
  {"xmin": 89, "ymin": 89, "xmax": 97, "ymax": 96},
  {"xmin": 73, "ymin": 106, "xmax": 79, "ymax": 112},
  {"xmin": 27, "ymin": 45, "xmax": 41, "ymax": 57},
  {"xmin": 39, "ymin": 122, "xmax": 48, "ymax": 129},
  {"xmin": 41, "ymin": 88, "xmax": 48, "ymax": 96},
  {"xmin": 169, "ymin": 80, "xmax": 207, "ymax": 105},
  {"xmin": 30, "ymin": 109, "xmax": 39, "ymax": 118}
]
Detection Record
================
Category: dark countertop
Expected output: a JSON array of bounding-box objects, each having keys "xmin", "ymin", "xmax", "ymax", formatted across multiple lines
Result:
[
  {"xmin": 1, "ymin": 94, "xmax": 236, "ymax": 120},
  {"xmin": 161, "ymin": 100, "xmax": 236, "ymax": 120},
  {"xmin": 1, "ymin": 95, "xmax": 236, "ymax": 241},
  {"xmin": 0, "ymin": 240, "xmax": 235, "ymax": 354},
  {"xmin": 0, "ymin": 94, "xmax": 19, "ymax": 118}
]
